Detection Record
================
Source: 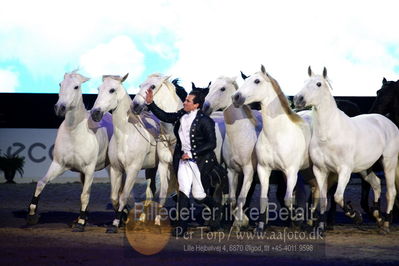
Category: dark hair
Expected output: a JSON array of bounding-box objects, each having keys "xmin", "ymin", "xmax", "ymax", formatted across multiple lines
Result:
[{"xmin": 189, "ymin": 90, "xmax": 206, "ymax": 108}]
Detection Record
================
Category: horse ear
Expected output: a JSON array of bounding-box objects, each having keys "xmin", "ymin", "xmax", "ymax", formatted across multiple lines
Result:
[
  {"xmin": 308, "ymin": 66, "xmax": 313, "ymax": 77},
  {"xmin": 323, "ymin": 67, "xmax": 328, "ymax": 79},
  {"xmin": 64, "ymin": 73, "xmax": 68, "ymax": 79},
  {"xmin": 79, "ymin": 75, "xmax": 90, "ymax": 83},
  {"xmin": 121, "ymin": 73, "xmax": 129, "ymax": 83},
  {"xmin": 207, "ymin": 81, "xmax": 211, "ymax": 88},
  {"xmin": 162, "ymin": 75, "xmax": 171, "ymax": 82},
  {"xmin": 240, "ymin": 71, "xmax": 248, "ymax": 80},
  {"xmin": 382, "ymin": 77, "xmax": 387, "ymax": 85},
  {"xmin": 261, "ymin": 65, "xmax": 266, "ymax": 75},
  {"xmin": 191, "ymin": 82, "xmax": 196, "ymax": 90}
]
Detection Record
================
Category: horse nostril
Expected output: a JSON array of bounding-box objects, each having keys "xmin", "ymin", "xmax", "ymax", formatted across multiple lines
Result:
[
  {"xmin": 90, "ymin": 108, "xmax": 103, "ymax": 122},
  {"xmin": 54, "ymin": 103, "xmax": 66, "ymax": 116},
  {"xmin": 202, "ymin": 102, "xmax": 211, "ymax": 114},
  {"xmin": 131, "ymin": 103, "xmax": 142, "ymax": 114},
  {"xmin": 232, "ymin": 93, "xmax": 243, "ymax": 107},
  {"xmin": 294, "ymin": 95, "xmax": 305, "ymax": 108}
]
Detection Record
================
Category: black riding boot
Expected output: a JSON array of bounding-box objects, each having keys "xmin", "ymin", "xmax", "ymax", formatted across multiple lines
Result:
[
  {"xmin": 172, "ymin": 191, "xmax": 190, "ymax": 237},
  {"xmin": 198, "ymin": 196, "xmax": 222, "ymax": 231}
]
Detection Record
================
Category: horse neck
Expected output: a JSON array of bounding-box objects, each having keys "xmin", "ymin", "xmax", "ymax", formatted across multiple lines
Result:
[
  {"xmin": 112, "ymin": 92, "xmax": 132, "ymax": 131},
  {"xmin": 311, "ymin": 93, "xmax": 342, "ymax": 139},
  {"xmin": 64, "ymin": 97, "xmax": 87, "ymax": 129},
  {"xmin": 224, "ymin": 104, "xmax": 255, "ymax": 124},
  {"xmin": 259, "ymin": 92, "xmax": 292, "ymax": 130}
]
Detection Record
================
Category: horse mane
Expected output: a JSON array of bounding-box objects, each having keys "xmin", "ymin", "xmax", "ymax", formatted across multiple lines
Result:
[
  {"xmin": 266, "ymin": 73, "xmax": 303, "ymax": 123},
  {"xmin": 216, "ymin": 76, "xmax": 239, "ymax": 91},
  {"xmin": 163, "ymin": 79, "xmax": 183, "ymax": 105},
  {"xmin": 172, "ymin": 78, "xmax": 187, "ymax": 103},
  {"xmin": 102, "ymin": 75, "xmax": 123, "ymax": 81}
]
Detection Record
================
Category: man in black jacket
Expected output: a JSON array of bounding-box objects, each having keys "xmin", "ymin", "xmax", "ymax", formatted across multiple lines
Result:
[{"xmin": 145, "ymin": 88, "xmax": 221, "ymax": 237}]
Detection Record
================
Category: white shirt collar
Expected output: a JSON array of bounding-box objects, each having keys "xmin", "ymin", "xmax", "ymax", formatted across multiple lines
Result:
[{"xmin": 184, "ymin": 108, "xmax": 199, "ymax": 117}]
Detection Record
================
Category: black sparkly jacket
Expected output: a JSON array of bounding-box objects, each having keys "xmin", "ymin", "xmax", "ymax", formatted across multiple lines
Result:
[{"xmin": 147, "ymin": 102, "xmax": 217, "ymax": 189}]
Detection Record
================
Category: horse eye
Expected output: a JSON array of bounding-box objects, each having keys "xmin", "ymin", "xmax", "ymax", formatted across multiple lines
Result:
[
  {"xmin": 109, "ymin": 88, "xmax": 116, "ymax": 94},
  {"xmin": 220, "ymin": 87, "xmax": 226, "ymax": 92},
  {"xmin": 150, "ymin": 85, "xmax": 156, "ymax": 90},
  {"xmin": 254, "ymin": 79, "xmax": 260, "ymax": 84},
  {"xmin": 74, "ymin": 86, "xmax": 79, "ymax": 90},
  {"xmin": 316, "ymin": 82, "xmax": 322, "ymax": 87}
]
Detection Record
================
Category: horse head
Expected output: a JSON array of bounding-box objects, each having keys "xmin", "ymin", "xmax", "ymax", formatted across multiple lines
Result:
[
  {"xmin": 55, "ymin": 70, "xmax": 90, "ymax": 117},
  {"xmin": 294, "ymin": 66, "xmax": 331, "ymax": 109},
  {"xmin": 131, "ymin": 73, "xmax": 174, "ymax": 115},
  {"xmin": 232, "ymin": 65, "xmax": 275, "ymax": 108},
  {"xmin": 91, "ymin": 73, "xmax": 128, "ymax": 122},
  {"xmin": 369, "ymin": 77, "xmax": 399, "ymax": 117},
  {"xmin": 203, "ymin": 76, "xmax": 238, "ymax": 115}
]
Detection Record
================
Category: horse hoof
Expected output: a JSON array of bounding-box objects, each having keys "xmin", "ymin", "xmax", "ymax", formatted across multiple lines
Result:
[
  {"xmin": 72, "ymin": 223, "xmax": 85, "ymax": 232},
  {"xmin": 326, "ymin": 224, "xmax": 334, "ymax": 231},
  {"xmin": 376, "ymin": 218, "xmax": 384, "ymax": 228},
  {"xmin": 378, "ymin": 226, "xmax": 390, "ymax": 235},
  {"xmin": 353, "ymin": 211, "xmax": 363, "ymax": 225},
  {"xmin": 301, "ymin": 223, "xmax": 315, "ymax": 233},
  {"xmin": 26, "ymin": 214, "xmax": 39, "ymax": 225},
  {"xmin": 231, "ymin": 225, "xmax": 241, "ymax": 233},
  {"xmin": 254, "ymin": 225, "xmax": 265, "ymax": 234},
  {"xmin": 106, "ymin": 225, "xmax": 118, "ymax": 234}
]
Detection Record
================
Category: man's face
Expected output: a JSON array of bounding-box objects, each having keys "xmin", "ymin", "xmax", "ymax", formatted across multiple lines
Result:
[{"xmin": 183, "ymin": 94, "xmax": 199, "ymax": 112}]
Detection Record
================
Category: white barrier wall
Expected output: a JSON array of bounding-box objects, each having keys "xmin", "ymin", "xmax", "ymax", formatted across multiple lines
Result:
[{"xmin": 0, "ymin": 128, "xmax": 145, "ymax": 183}]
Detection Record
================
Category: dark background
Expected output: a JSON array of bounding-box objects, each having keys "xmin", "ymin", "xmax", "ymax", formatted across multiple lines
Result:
[{"xmin": 0, "ymin": 93, "xmax": 376, "ymax": 128}]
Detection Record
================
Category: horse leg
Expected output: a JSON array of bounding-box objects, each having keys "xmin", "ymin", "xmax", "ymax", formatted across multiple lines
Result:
[
  {"xmin": 380, "ymin": 156, "xmax": 398, "ymax": 233},
  {"xmin": 359, "ymin": 170, "xmax": 382, "ymax": 225},
  {"xmin": 110, "ymin": 166, "xmax": 123, "ymax": 212},
  {"xmin": 307, "ymin": 178, "xmax": 319, "ymax": 226},
  {"xmin": 27, "ymin": 161, "xmax": 67, "ymax": 225},
  {"xmin": 360, "ymin": 178, "xmax": 371, "ymax": 215},
  {"xmin": 283, "ymin": 168, "xmax": 300, "ymax": 227},
  {"xmin": 334, "ymin": 167, "xmax": 363, "ymax": 226},
  {"xmin": 326, "ymin": 183, "xmax": 337, "ymax": 229},
  {"xmin": 145, "ymin": 168, "xmax": 157, "ymax": 199},
  {"xmin": 233, "ymin": 164, "xmax": 254, "ymax": 229},
  {"xmin": 73, "ymin": 164, "xmax": 96, "ymax": 232},
  {"xmin": 227, "ymin": 168, "xmax": 239, "ymax": 209},
  {"xmin": 154, "ymin": 162, "xmax": 170, "ymax": 226},
  {"xmin": 312, "ymin": 166, "xmax": 329, "ymax": 231},
  {"xmin": 274, "ymin": 171, "xmax": 287, "ymax": 208},
  {"xmin": 256, "ymin": 165, "xmax": 271, "ymax": 232},
  {"xmin": 107, "ymin": 165, "xmax": 141, "ymax": 233}
]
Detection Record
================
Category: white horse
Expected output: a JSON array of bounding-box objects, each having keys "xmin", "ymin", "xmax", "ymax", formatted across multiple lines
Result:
[
  {"xmin": 27, "ymin": 70, "xmax": 113, "ymax": 232},
  {"xmin": 294, "ymin": 67, "xmax": 399, "ymax": 232},
  {"xmin": 129, "ymin": 73, "xmax": 182, "ymax": 214},
  {"xmin": 91, "ymin": 74, "xmax": 166, "ymax": 233},
  {"xmin": 232, "ymin": 65, "xmax": 315, "ymax": 232},
  {"xmin": 203, "ymin": 75, "xmax": 262, "ymax": 229}
]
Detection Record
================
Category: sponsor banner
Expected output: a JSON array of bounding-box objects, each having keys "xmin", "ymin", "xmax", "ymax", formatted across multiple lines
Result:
[{"xmin": 0, "ymin": 128, "xmax": 145, "ymax": 183}]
